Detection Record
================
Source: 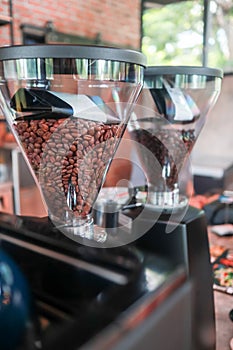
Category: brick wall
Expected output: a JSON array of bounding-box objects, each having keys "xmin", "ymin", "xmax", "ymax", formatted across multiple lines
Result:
[{"xmin": 0, "ymin": 0, "xmax": 141, "ymax": 49}]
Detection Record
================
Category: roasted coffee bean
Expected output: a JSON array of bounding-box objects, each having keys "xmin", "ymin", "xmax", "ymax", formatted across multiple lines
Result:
[
  {"xmin": 14, "ymin": 116, "xmax": 123, "ymax": 219},
  {"xmin": 130, "ymin": 127, "xmax": 195, "ymax": 190}
]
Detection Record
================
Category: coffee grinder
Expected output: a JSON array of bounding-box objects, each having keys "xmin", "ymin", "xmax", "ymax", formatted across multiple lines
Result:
[
  {"xmin": 0, "ymin": 44, "xmax": 146, "ymax": 246},
  {"xmin": 124, "ymin": 66, "xmax": 223, "ymax": 350}
]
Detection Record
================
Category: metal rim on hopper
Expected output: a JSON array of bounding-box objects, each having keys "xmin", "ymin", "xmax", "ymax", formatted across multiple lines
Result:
[
  {"xmin": 145, "ymin": 66, "xmax": 223, "ymax": 78},
  {"xmin": 0, "ymin": 44, "xmax": 147, "ymax": 67}
]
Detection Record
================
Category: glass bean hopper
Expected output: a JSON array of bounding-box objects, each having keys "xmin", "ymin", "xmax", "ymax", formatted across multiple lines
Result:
[
  {"xmin": 129, "ymin": 66, "xmax": 222, "ymax": 212},
  {"xmin": 0, "ymin": 44, "xmax": 146, "ymax": 245}
]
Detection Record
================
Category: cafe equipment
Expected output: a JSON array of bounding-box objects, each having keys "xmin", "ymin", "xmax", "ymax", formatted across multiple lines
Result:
[
  {"xmin": 120, "ymin": 66, "xmax": 222, "ymax": 350},
  {"xmin": 128, "ymin": 66, "xmax": 222, "ymax": 211},
  {"xmin": 0, "ymin": 44, "xmax": 145, "ymax": 245},
  {"xmin": 0, "ymin": 47, "xmax": 223, "ymax": 350},
  {"xmin": 0, "ymin": 205, "xmax": 218, "ymax": 350}
]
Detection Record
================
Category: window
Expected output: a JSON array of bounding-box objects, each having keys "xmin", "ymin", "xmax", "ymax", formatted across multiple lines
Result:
[{"xmin": 141, "ymin": 0, "xmax": 233, "ymax": 72}]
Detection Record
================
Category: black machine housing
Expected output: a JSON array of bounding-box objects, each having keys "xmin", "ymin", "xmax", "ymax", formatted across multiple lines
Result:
[{"xmin": 0, "ymin": 205, "xmax": 214, "ymax": 350}]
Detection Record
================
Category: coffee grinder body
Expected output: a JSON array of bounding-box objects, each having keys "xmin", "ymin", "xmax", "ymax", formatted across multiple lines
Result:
[{"xmin": 121, "ymin": 204, "xmax": 215, "ymax": 350}]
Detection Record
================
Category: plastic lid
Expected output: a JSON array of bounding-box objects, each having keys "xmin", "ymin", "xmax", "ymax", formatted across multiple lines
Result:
[
  {"xmin": 0, "ymin": 44, "xmax": 147, "ymax": 67},
  {"xmin": 145, "ymin": 66, "xmax": 223, "ymax": 79}
]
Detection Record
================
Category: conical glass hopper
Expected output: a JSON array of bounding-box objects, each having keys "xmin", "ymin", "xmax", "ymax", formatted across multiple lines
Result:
[
  {"xmin": 129, "ymin": 66, "xmax": 222, "ymax": 212},
  {"xmin": 0, "ymin": 44, "xmax": 146, "ymax": 244}
]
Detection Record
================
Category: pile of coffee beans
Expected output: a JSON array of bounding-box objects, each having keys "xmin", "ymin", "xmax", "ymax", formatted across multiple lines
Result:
[
  {"xmin": 14, "ymin": 117, "xmax": 123, "ymax": 219},
  {"xmin": 14, "ymin": 118, "xmax": 66, "ymax": 174},
  {"xmin": 130, "ymin": 127, "xmax": 195, "ymax": 190}
]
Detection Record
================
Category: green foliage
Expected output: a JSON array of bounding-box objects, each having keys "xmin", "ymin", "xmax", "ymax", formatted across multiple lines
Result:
[
  {"xmin": 141, "ymin": 0, "xmax": 233, "ymax": 71},
  {"xmin": 142, "ymin": 1, "xmax": 204, "ymax": 66}
]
